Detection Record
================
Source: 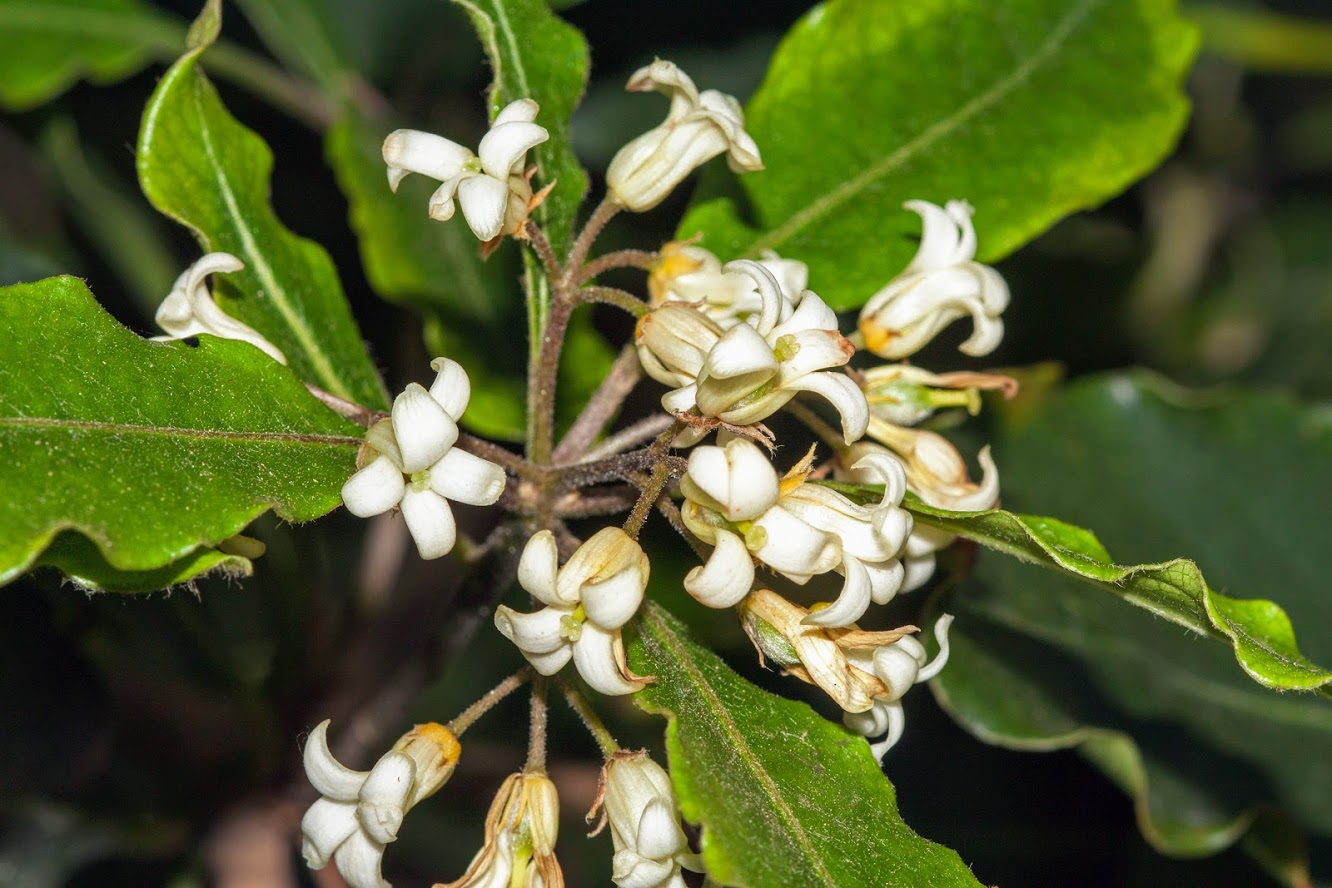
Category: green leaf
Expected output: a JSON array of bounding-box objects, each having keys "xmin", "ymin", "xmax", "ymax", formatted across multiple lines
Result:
[
  {"xmin": 630, "ymin": 603, "xmax": 983, "ymax": 888},
  {"xmin": 450, "ymin": 0, "xmax": 589, "ymax": 255},
  {"xmin": 0, "ymin": 276, "xmax": 364, "ymax": 588},
  {"xmin": 906, "ymin": 499, "xmax": 1332, "ymax": 694},
  {"xmin": 679, "ymin": 0, "xmax": 1198, "ymax": 311},
  {"xmin": 327, "ymin": 113, "xmax": 511, "ymax": 324},
  {"xmin": 923, "ymin": 372, "xmax": 1332, "ymax": 879},
  {"xmin": 35, "ymin": 531, "xmax": 251, "ymax": 593},
  {"xmin": 0, "ymin": 0, "xmax": 171, "ymax": 109},
  {"xmin": 136, "ymin": 3, "xmax": 388, "ymax": 409}
]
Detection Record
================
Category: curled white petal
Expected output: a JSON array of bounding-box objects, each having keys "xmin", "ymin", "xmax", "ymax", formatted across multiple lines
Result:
[
  {"xmin": 684, "ymin": 437, "xmax": 779, "ymax": 521},
  {"xmin": 383, "ymin": 129, "xmax": 471, "ymax": 190},
  {"xmin": 801, "ymin": 553, "xmax": 872, "ymax": 627},
  {"xmin": 332, "ymin": 827, "xmax": 389, "ymax": 888},
  {"xmin": 684, "ymin": 528, "xmax": 754, "ymax": 608},
  {"xmin": 303, "ymin": 720, "xmax": 368, "ymax": 801},
  {"xmin": 399, "ymin": 487, "xmax": 457, "ymax": 560},
  {"xmin": 301, "ymin": 797, "xmax": 358, "ymax": 869},
  {"xmin": 494, "ymin": 605, "xmax": 569, "ymax": 656},
  {"xmin": 357, "ymin": 753, "xmax": 413, "ymax": 845},
  {"xmin": 573, "ymin": 624, "xmax": 646, "ymax": 696},
  {"xmin": 478, "ymin": 119, "xmax": 549, "ymax": 178},
  {"xmin": 428, "ymin": 357, "xmax": 472, "ymax": 420},
  {"xmin": 341, "ymin": 455, "xmax": 406, "ymax": 518},
  {"xmin": 392, "ymin": 383, "xmax": 458, "ymax": 473},
  {"xmin": 581, "ymin": 568, "xmax": 647, "ymax": 631},
  {"xmin": 518, "ymin": 530, "xmax": 564, "ymax": 606},
  {"xmin": 429, "ymin": 447, "xmax": 506, "ymax": 506}
]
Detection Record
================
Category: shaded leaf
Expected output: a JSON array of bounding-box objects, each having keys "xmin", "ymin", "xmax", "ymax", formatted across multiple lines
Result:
[
  {"xmin": 630, "ymin": 603, "xmax": 983, "ymax": 888},
  {"xmin": 0, "ymin": 276, "xmax": 364, "ymax": 587},
  {"xmin": 136, "ymin": 3, "xmax": 388, "ymax": 409},
  {"xmin": 679, "ymin": 0, "xmax": 1197, "ymax": 310},
  {"xmin": 0, "ymin": 0, "xmax": 171, "ymax": 109},
  {"xmin": 35, "ymin": 531, "xmax": 251, "ymax": 593}
]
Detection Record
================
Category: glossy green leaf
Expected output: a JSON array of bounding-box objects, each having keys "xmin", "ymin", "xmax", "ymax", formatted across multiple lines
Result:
[
  {"xmin": 0, "ymin": 276, "xmax": 364, "ymax": 588},
  {"xmin": 0, "ymin": 0, "xmax": 169, "ymax": 109},
  {"xmin": 136, "ymin": 3, "xmax": 388, "ymax": 409},
  {"xmin": 451, "ymin": 0, "xmax": 589, "ymax": 256},
  {"xmin": 679, "ymin": 0, "xmax": 1197, "ymax": 310},
  {"xmin": 630, "ymin": 603, "xmax": 983, "ymax": 888},
  {"xmin": 924, "ymin": 372, "xmax": 1332, "ymax": 879}
]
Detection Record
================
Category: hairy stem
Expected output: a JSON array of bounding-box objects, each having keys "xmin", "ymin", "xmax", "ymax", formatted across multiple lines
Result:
[
  {"xmin": 526, "ymin": 677, "xmax": 550, "ymax": 773},
  {"xmin": 577, "ymin": 248, "xmax": 659, "ymax": 285},
  {"xmin": 581, "ymin": 413, "xmax": 677, "ymax": 463},
  {"xmin": 564, "ymin": 198, "xmax": 622, "ymax": 284},
  {"xmin": 578, "ymin": 285, "xmax": 648, "ymax": 317},
  {"xmin": 305, "ymin": 384, "xmax": 386, "ymax": 427},
  {"xmin": 558, "ymin": 678, "xmax": 619, "ymax": 757},
  {"xmin": 552, "ymin": 345, "xmax": 643, "ymax": 465},
  {"xmin": 623, "ymin": 460, "xmax": 674, "ymax": 540},
  {"xmin": 447, "ymin": 669, "xmax": 532, "ymax": 736},
  {"xmin": 528, "ymin": 296, "xmax": 576, "ymax": 467}
]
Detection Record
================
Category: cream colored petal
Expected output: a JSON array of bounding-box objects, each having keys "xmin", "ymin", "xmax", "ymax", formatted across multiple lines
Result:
[
  {"xmin": 341, "ymin": 455, "xmax": 406, "ymax": 518},
  {"xmin": 573, "ymin": 624, "xmax": 649, "ymax": 696},
  {"xmin": 303, "ymin": 720, "xmax": 367, "ymax": 800},
  {"xmin": 382, "ymin": 129, "xmax": 471, "ymax": 188},
  {"xmin": 518, "ymin": 530, "xmax": 564, "ymax": 606},
  {"xmin": 782, "ymin": 371, "xmax": 869, "ymax": 443},
  {"xmin": 478, "ymin": 120, "xmax": 548, "ymax": 178},
  {"xmin": 332, "ymin": 828, "xmax": 389, "ymax": 888},
  {"xmin": 392, "ymin": 383, "xmax": 458, "ymax": 473},
  {"xmin": 684, "ymin": 528, "xmax": 753, "ymax": 608},
  {"xmin": 428, "ymin": 356, "xmax": 471, "ymax": 420},
  {"xmin": 494, "ymin": 97, "xmax": 540, "ymax": 125},
  {"xmin": 457, "ymin": 174, "xmax": 511, "ymax": 242},
  {"xmin": 801, "ymin": 554, "xmax": 872, "ymax": 627},
  {"xmin": 400, "ymin": 487, "xmax": 457, "ymax": 559},
  {"xmin": 429, "ymin": 448, "xmax": 506, "ymax": 506},
  {"xmin": 493, "ymin": 605, "xmax": 568, "ymax": 656},
  {"xmin": 300, "ymin": 797, "xmax": 358, "ymax": 869},
  {"xmin": 916, "ymin": 614, "xmax": 954, "ymax": 682},
  {"xmin": 357, "ymin": 752, "xmax": 414, "ymax": 844},
  {"xmin": 581, "ymin": 568, "xmax": 646, "ymax": 631}
]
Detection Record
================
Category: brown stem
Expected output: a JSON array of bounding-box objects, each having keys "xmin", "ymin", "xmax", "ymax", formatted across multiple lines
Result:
[
  {"xmin": 577, "ymin": 249, "xmax": 659, "ymax": 285},
  {"xmin": 525, "ymin": 677, "xmax": 550, "ymax": 773},
  {"xmin": 552, "ymin": 487, "xmax": 641, "ymax": 519},
  {"xmin": 524, "ymin": 220, "xmax": 563, "ymax": 284},
  {"xmin": 557, "ymin": 677, "xmax": 619, "ymax": 757},
  {"xmin": 623, "ymin": 460, "xmax": 674, "ymax": 540},
  {"xmin": 456, "ymin": 433, "xmax": 534, "ymax": 479},
  {"xmin": 552, "ymin": 345, "xmax": 643, "ymax": 465},
  {"xmin": 563, "ymin": 198, "xmax": 622, "ymax": 286},
  {"xmin": 580, "ymin": 413, "xmax": 677, "ymax": 463},
  {"xmin": 528, "ymin": 296, "xmax": 577, "ymax": 467},
  {"xmin": 577, "ymin": 285, "xmax": 648, "ymax": 317},
  {"xmin": 447, "ymin": 669, "xmax": 532, "ymax": 736},
  {"xmin": 305, "ymin": 384, "xmax": 385, "ymax": 428}
]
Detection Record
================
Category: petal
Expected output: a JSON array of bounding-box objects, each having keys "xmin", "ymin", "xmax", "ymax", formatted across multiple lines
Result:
[
  {"xmin": 902, "ymin": 199, "xmax": 968, "ymax": 271},
  {"xmin": 872, "ymin": 644, "xmax": 923, "ymax": 701},
  {"xmin": 721, "ymin": 260, "xmax": 787, "ymax": 333},
  {"xmin": 478, "ymin": 120, "xmax": 549, "ymax": 178},
  {"xmin": 704, "ymin": 322, "xmax": 778, "ymax": 379},
  {"xmin": 332, "ymin": 828, "xmax": 389, "ymax": 888},
  {"xmin": 494, "ymin": 97, "xmax": 540, "ymax": 125},
  {"xmin": 864, "ymin": 557, "xmax": 907, "ymax": 605},
  {"xmin": 382, "ymin": 129, "xmax": 472, "ymax": 187},
  {"xmin": 684, "ymin": 529, "xmax": 753, "ymax": 608},
  {"xmin": 428, "ymin": 357, "xmax": 472, "ymax": 419},
  {"xmin": 916, "ymin": 614, "xmax": 955, "ymax": 682},
  {"xmin": 429, "ymin": 448, "xmax": 506, "ymax": 506},
  {"xmin": 518, "ymin": 530, "xmax": 564, "ymax": 606},
  {"xmin": 750, "ymin": 507, "xmax": 841, "ymax": 581},
  {"xmin": 782, "ymin": 371, "xmax": 869, "ymax": 443},
  {"xmin": 581, "ymin": 568, "xmax": 646, "ymax": 630},
  {"xmin": 428, "ymin": 178, "xmax": 461, "ymax": 222},
  {"xmin": 849, "ymin": 450, "xmax": 909, "ymax": 506},
  {"xmin": 457, "ymin": 175, "xmax": 511, "ymax": 242},
  {"xmin": 341, "ymin": 456, "xmax": 406, "ymax": 518},
  {"xmin": 300, "ymin": 797, "xmax": 359, "ymax": 868},
  {"xmin": 636, "ymin": 797, "xmax": 687, "ymax": 859},
  {"xmin": 493, "ymin": 605, "xmax": 569, "ymax": 656},
  {"xmin": 303, "ymin": 720, "xmax": 368, "ymax": 800},
  {"xmin": 400, "ymin": 488, "xmax": 457, "ymax": 559},
  {"xmin": 392, "ymin": 383, "xmax": 458, "ymax": 473},
  {"xmin": 843, "ymin": 699, "xmax": 891, "ymax": 739},
  {"xmin": 358, "ymin": 752, "xmax": 415, "ymax": 844},
  {"xmin": 612, "ymin": 852, "xmax": 676, "ymax": 888},
  {"xmin": 573, "ymin": 624, "xmax": 650, "ymax": 696},
  {"xmin": 801, "ymin": 554, "xmax": 872, "ymax": 627},
  {"xmin": 685, "ymin": 438, "xmax": 778, "ymax": 521}
]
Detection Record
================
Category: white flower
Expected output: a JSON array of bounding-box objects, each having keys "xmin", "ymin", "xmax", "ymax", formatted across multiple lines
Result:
[
  {"xmin": 857, "ymin": 427, "xmax": 1000, "ymax": 511},
  {"xmin": 383, "ymin": 99, "xmax": 549, "ymax": 242},
  {"xmin": 648, "ymin": 242, "xmax": 805, "ymax": 328},
  {"xmin": 681, "ymin": 438, "xmax": 910, "ymax": 626},
  {"xmin": 153, "ymin": 252, "xmax": 286, "ymax": 363},
  {"xmin": 595, "ymin": 752, "xmax": 702, "ymax": 888},
  {"xmin": 858, "ymin": 200, "xmax": 1009, "ymax": 359},
  {"xmin": 607, "ymin": 59, "xmax": 762, "ymax": 212},
  {"xmin": 495, "ymin": 528, "xmax": 652, "ymax": 696},
  {"xmin": 341, "ymin": 359, "xmax": 506, "ymax": 560},
  {"xmin": 860, "ymin": 364, "xmax": 1018, "ymax": 428},
  {"xmin": 440, "ymin": 772, "xmax": 562, "ymax": 888},
  {"xmin": 301, "ymin": 720, "xmax": 460, "ymax": 888},
  {"xmin": 843, "ymin": 615, "xmax": 953, "ymax": 761},
  {"xmin": 644, "ymin": 261, "xmax": 866, "ymax": 443}
]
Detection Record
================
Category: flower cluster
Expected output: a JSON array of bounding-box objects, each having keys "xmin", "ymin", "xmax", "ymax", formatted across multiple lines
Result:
[
  {"xmin": 341, "ymin": 359, "xmax": 507, "ymax": 560},
  {"xmin": 303, "ymin": 56, "xmax": 1019, "ymax": 888}
]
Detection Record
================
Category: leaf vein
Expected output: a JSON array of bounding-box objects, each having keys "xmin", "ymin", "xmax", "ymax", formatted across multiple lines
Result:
[{"xmin": 0, "ymin": 415, "xmax": 363, "ymax": 446}]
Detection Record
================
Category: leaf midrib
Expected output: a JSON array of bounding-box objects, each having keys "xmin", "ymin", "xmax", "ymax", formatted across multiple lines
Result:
[
  {"xmin": 0, "ymin": 415, "xmax": 362, "ymax": 446},
  {"xmin": 643, "ymin": 605, "xmax": 837, "ymax": 887},
  {"xmin": 744, "ymin": 0, "xmax": 1099, "ymax": 257}
]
